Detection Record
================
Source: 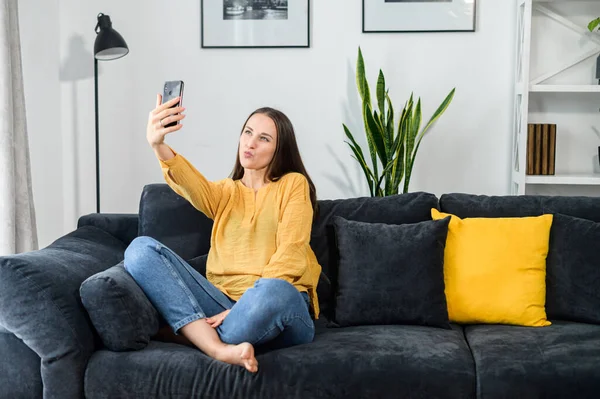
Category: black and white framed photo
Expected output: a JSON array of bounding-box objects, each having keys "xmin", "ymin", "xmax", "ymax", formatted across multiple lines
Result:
[
  {"xmin": 201, "ymin": 0, "xmax": 310, "ymax": 48},
  {"xmin": 363, "ymin": 0, "xmax": 476, "ymax": 33}
]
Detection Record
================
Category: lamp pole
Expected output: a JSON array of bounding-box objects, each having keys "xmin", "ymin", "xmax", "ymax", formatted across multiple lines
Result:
[
  {"xmin": 93, "ymin": 13, "xmax": 128, "ymax": 213},
  {"xmin": 94, "ymin": 58, "xmax": 100, "ymax": 213}
]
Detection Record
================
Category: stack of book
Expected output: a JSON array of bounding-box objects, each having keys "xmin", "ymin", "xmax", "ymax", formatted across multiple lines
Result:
[{"xmin": 527, "ymin": 123, "xmax": 556, "ymax": 175}]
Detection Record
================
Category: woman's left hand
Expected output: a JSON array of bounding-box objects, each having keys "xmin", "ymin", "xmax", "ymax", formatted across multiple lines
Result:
[{"xmin": 205, "ymin": 309, "xmax": 231, "ymax": 328}]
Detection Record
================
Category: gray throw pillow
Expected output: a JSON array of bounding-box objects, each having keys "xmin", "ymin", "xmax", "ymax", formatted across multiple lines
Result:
[
  {"xmin": 311, "ymin": 192, "xmax": 440, "ymax": 323},
  {"xmin": 546, "ymin": 213, "xmax": 600, "ymax": 325},
  {"xmin": 332, "ymin": 216, "xmax": 451, "ymax": 328},
  {"xmin": 80, "ymin": 262, "xmax": 160, "ymax": 352},
  {"xmin": 80, "ymin": 254, "xmax": 209, "ymax": 351}
]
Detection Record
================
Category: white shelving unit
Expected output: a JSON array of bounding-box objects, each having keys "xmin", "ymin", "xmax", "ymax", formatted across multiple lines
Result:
[{"xmin": 511, "ymin": 0, "xmax": 600, "ymax": 195}]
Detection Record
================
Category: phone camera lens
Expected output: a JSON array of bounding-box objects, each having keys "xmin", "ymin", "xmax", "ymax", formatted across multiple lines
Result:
[{"xmin": 169, "ymin": 90, "xmax": 172, "ymax": 95}]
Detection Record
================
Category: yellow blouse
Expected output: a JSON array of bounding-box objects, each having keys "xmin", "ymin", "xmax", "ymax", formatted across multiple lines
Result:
[{"xmin": 158, "ymin": 146, "xmax": 321, "ymax": 319}]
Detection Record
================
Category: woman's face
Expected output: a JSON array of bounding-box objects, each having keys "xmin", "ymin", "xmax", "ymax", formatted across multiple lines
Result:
[{"xmin": 239, "ymin": 113, "xmax": 278, "ymax": 173}]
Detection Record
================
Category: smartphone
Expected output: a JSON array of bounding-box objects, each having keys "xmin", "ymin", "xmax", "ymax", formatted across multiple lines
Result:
[{"xmin": 162, "ymin": 80, "xmax": 185, "ymax": 128}]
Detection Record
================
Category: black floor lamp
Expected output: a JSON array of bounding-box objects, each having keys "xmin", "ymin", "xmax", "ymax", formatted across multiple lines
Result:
[{"xmin": 93, "ymin": 13, "xmax": 129, "ymax": 213}]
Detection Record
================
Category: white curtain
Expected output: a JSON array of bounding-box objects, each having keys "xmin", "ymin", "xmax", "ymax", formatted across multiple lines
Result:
[{"xmin": 0, "ymin": 0, "xmax": 37, "ymax": 256}]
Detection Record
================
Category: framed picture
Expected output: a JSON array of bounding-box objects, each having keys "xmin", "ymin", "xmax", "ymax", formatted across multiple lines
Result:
[
  {"xmin": 363, "ymin": 0, "xmax": 476, "ymax": 33},
  {"xmin": 201, "ymin": 0, "xmax": 310, "ymax": 48}
]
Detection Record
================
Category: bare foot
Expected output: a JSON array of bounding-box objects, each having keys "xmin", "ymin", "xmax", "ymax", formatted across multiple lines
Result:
[{"xmin": 216, "ymin": 342, "xmax": 258, "ymax": 373}]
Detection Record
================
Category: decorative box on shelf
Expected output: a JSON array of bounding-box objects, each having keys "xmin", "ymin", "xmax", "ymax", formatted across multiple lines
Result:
[{"xmin": 526, "ymin": 123, "xmax": 556, "ymax": 176}]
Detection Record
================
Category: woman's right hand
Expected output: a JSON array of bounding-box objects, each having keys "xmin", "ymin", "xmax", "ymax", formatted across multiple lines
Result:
[{"xmin": 146, "ymin": 94, "xmax": 186, "ymax": 148}]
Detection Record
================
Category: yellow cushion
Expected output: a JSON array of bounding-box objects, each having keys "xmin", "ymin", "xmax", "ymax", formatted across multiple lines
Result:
[{"xmin": 431, "ymin": 209, "xmax": 552, "ymax": 327}]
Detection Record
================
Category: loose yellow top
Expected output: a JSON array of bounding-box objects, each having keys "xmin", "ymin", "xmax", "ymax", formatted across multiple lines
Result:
[{"xmin": 158, "ymin": 146, "xmax": 321, "ymax": 319}]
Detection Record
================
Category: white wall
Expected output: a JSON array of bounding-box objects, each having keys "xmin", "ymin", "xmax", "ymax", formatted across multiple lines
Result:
[{"xmin": 20, "ymin": 0, "xmax": 517, "ymax": 248}]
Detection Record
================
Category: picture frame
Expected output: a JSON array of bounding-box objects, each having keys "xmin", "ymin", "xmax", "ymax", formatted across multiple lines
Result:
[
  {"xmin": 363, "ymin": 0, "xmax": 476, "ymax": 33},
  {"xmin": 201, "ymin": 0, "xmax": 310, "ymax": 48}
]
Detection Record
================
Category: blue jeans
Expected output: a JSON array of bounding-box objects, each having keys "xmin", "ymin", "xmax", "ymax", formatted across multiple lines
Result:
[{"xmin": 123, "ymin": 236, "xmax": 315, "ymax": 350}]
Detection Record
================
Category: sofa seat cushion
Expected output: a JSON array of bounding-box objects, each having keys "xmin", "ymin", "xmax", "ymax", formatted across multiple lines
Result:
[
  {"xmin": 465, "ymin": 321, "xmax": 600, "ymax": 399},
  {"xmin": 84, "ymin": 324, "xmax": 475, "ymax": 399}
]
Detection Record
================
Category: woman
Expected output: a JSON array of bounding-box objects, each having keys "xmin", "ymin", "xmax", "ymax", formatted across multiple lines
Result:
[{"xmin": 123, "ymin": 94, "xmax": 322, "ymax": 374}]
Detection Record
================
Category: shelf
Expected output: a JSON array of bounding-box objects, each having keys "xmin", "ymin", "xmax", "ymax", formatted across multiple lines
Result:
[
  {"xmin": 526, "ymin": 174, "xmax": 600, "ymax": 185},
  {"xmin": 512, "ymin": 1, "xmax": 600, "ymax": 194},
  {"xmin": 530, "ymin": 85, "xmax": 600, "ymax": 93}
]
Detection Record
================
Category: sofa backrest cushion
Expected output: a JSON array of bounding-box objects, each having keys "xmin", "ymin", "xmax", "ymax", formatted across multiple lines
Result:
[
  {"xmin": 439, "ymin": 193, "xmax": 600, "ymax": 221},
  {"xmin": 139, "ymin": 184, "xmax": 213, "ymax": 261}
]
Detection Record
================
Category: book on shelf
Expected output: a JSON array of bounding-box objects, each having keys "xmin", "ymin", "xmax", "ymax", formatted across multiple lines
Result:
[{"xmin": 526, "ymin": 123, "xmax": 556, "ymax": 176}]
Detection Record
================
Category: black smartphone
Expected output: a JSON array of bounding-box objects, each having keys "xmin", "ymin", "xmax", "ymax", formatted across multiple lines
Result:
[{"xmin": 162, "ymin": 80, "xmax": 184, "ymax": 128}]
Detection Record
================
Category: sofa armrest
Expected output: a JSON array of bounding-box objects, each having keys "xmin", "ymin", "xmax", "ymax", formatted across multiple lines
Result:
[
  {"xmin": 0, "ymin": 226, "xmax": 127, "ymax": 399},
  {"xmin": 0, "ymin": 332, "xmax": 43, "ymax": 398},
  {"xmin": 77, "ymin": 213, "xmax": 139, "ymax": 246}
]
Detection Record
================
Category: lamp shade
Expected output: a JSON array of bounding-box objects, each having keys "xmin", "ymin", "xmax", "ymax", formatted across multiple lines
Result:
[{"xmin": 94, "ymin": 13, "xmax": 129, "ymax": 61}]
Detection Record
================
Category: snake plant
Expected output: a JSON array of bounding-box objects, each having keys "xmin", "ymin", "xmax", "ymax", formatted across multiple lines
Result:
[{"xmin": 343, "ymin": 47, "xmax": 455, "ymax": 196}]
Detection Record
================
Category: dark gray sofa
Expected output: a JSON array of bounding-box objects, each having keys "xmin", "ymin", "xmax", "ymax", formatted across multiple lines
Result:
[{"xmin": 0, "ymin": 184, "xmax": 599, "ymax": 399}]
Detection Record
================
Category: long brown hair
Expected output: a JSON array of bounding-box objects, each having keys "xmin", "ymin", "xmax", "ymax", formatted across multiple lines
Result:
[{"xmin": 230, "ymin": 107, "xmax": 318, "ymax": 217}]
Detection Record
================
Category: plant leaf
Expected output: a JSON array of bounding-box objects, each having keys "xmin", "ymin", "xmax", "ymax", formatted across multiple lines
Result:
[
  {"xmin": 416, "ymin": 88, "xmax": 455, "ymax": 145},
  {"xmin": 376, "ymin": 70, "xmax": 386, "ymax": 126},
  {"xmin": 384, "ymin": 92, "xmax": 394, "ymax": 195},
  {"xmin": 377, "ymin": 159, "xmax": 396, "ymax": 189},
  {"xmin": 405, "ymin": 97, "xmax": 421, "ymax": 179},
  {"xmin": 405, "ymin": 89, "xmax": 455, "ymax": 193},
  {"xmin": 373, "ymin": 109, "xmax": 388, "ymax": 164},
  {"xmin": 413, "ymin": 98, "xmax": 422, "ymax": 142},
  {"xmin": 343, "ymin": 123, "xmax": 367, "ymax": 163},
  {"xmin": 364, "ymin": 103, "xmax": 388, "ymax": 170},
  {"xmin": 403, "ymin": 97, "xmax": 417, "ymax": 187},
  {"xmin": 356, "ymin": 47, "xmax": 371, "ymax": 106},
  {"xmin": 392, "ymin": 103, "xmax": 409, "ymax": 192},
  {"xmin": 392, "ymin": 141, "xmax": 405, "ymax": 194},
  {"xmin": 385, "ymin": 92, "xmax": 394, "ymax": 159},
  {"xmin": 589, "ymin": 18, "xmax": 600, "ymax": 32},
  {"xmin": 361, "ymin": 104, "xmax": 379, "ymax": 180},
  {"xmin": 349, "ymin": 152, "xmax": 375, "ymax": 197},
  {"xmin": 405, "ymin": 138, "xmax": 424, "ymax": 193},
  {"xmin": 391, "ymin": 101, "xmax": 408, "ymax": 187},
  {"xmin": 373, "ymin": 110, "xmax": 385, "ymax": 140},
  {"xmin": 349, "ymin": 154, "xmax": 375, "ymax": 197},
  {"xmin": 343, "ymin": 124, "xmax": 375, "ymax": 192},
  {"xmin": 345, "ymin": 139, "xmax": 375, "ymax": 197}
]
